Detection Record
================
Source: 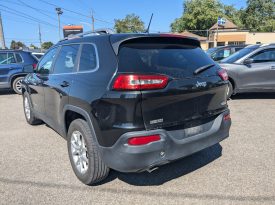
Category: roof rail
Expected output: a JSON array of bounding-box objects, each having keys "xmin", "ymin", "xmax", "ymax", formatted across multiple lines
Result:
[{"xmin": 59, "ymin": 28, "xmax": 115, "ymax": 42}]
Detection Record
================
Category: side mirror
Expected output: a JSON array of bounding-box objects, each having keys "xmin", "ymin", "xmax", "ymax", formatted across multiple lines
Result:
[{"xmin": 243, "ymin": 58, "xmax": 254, "ymax": 65}]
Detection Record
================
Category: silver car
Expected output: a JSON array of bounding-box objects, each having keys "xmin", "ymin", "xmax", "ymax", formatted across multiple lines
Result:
[{"xmin": 219, "ymin": 44, "xmax": 275, "ymax": 98}]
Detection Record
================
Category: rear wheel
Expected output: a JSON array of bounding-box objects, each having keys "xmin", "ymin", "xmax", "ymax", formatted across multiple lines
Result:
[
  {"xmin": 23, "ymin": 92, "xmax": 43, "ymax": 125},
  {"xmin": 12, "ymin": 76, "xmax": 24, "ymax": 94},
  {"xmin": 67, "ymin": 119, "xmax": 109, "ymax": 185},
  {"xmin": 227, "ymin": 81, "xmax": 233, "ymax": 99}
]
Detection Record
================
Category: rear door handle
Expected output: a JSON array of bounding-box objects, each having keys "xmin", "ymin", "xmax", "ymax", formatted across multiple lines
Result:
[
  {"xmin": 60, "ymin": 81, "xmax": 70, "ymax": 87},
  {"xmin": 270, "ymin": 66, "xmax": 275, "ymax": 70}
]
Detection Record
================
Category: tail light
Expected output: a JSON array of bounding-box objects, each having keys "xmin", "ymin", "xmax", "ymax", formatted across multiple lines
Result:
[
  {"xmin": 32, "ymin": 64, "xmax": 37, "ymax": 70},
  {"xmin": 218, "ymin": 69, "xmax": 228, "ymax": 81},
  {"xmin": 128, "ymin": 135, "xmax": 161, "ymax": 146},
  {"xmin": 224, "ymin": 114, "xmax": 231, "ymax": 121},
  {"xmin": 113, "ymin": 74, "xmax": 168, "ymax": 91}
]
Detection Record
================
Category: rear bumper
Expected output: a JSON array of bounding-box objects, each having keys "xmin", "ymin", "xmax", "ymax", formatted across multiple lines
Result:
[{"xmin": 99, "ymin": 111, "xmax": 231, "ymax": 172}]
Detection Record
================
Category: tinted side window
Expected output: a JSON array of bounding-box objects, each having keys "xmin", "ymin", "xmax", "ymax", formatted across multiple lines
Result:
[
  {"xmin": 15, "ymin": 53, "xmax": 23, "ymax": 63},
  {"xmin": 37, "ymin": 47, "xmax": 58, "ymax": 75},
  {"xmin": 53, "ymin": 44, "xmax": 79, "ymax": 74},
  {"xmin": 251, "ymin": 49, "xmax": 275, "ymax": 63},
  {"xmin": 0, "ymin": 53, "xmax": 7, "ymax": 64},
  {"xmin": 79, "ymin": 44, "xmax": 98, "ymax": 72}
]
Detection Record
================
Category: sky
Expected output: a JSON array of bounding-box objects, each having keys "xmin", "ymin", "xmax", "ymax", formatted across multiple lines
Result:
[{"xmin": 0, "ymin": 0, "xmax": 247, "ymax": 48}]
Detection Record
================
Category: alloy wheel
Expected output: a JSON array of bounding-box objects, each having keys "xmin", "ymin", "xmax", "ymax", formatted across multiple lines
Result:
[
  {"xmin": 70, "ymin": 131, "xmax": 89, "ymax": 174},
  {"xmin": 15, "ymin": 79, "xmax": 23, "ymax": 93}
]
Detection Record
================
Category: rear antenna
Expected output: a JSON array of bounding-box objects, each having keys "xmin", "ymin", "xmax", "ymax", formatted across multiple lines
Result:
[{"xmin": 145, "ymin": 13, "xmax": 154, "ymax": 33}]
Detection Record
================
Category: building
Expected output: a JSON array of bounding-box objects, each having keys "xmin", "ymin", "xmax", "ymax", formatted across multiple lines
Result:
[
  {"xmin": 176, "ymin": 31, "xmax": 208, "ymax": 50},
  {"xmin": 208, "ymin": 19, "xmax": 275, "ymax": 48}
]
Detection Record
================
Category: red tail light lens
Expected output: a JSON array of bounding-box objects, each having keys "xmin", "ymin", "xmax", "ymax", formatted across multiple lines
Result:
[
  {"xmin": 218, "ymin": 69, "xmax": 228, "ymax": 81},
  {"xmin": 224, "ymin": 114, "xmax": 231, "ymax": 121},
  {"xmin": 113, "ymin": 74, "xmax": 168, "ymax": 91},
  {"xmin": 128, "ymin": 135, "xmax": 161, "ymax": 146},
  {"xmin": 32, "ymin": 64, "xmax": 37, "ymax": 70}
]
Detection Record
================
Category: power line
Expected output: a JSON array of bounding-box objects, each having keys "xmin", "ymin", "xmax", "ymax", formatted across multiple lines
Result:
[
  {"xmin": 38, "ymin": 0, "xmax": 114, "ymax": 25},
  {"xmin": 3, "ymin": 15, "xmax": 36, "ymax": 25},
  {"xmin": 0, "ymin": 4, "xmax": 58, "ymax": 28},
  {"xmin": 38, "ymin": 0, "xmax": 90, "ymax": 18},
  {"xmin": 16, "ymin": 0, "xmax": 67, "ymax": 25}
]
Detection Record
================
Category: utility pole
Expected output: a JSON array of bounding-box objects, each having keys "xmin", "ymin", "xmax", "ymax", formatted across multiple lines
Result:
[
  {"xmin": 0, "ymin": 12, "xmax": 6, "ymax": 49},
  {"xmin": 91, "ymin": 10, "xmax": 95, "ymax": 32},
  {"xmin": 55, "ymin": 8, "xmax": 63, "ymax": 40},
  {"xmin": 38, "ymin": 24, "xmax": 42, "ymax": 52}
]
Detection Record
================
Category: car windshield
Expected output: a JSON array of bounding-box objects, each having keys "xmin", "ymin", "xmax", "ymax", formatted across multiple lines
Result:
[{"xmin": 221, "ymin": 45, "xmax": 259, "ymax": 63}]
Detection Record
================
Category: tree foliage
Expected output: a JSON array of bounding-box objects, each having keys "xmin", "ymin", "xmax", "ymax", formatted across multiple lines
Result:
[
  {"xmin": 171, "ymin": 0, "xmax": 223, "ymax": 32},
  {"xmin": 171, "ymin": 0, "xmax": 275, "ymax": 33},
  {"xmin": 41, "ymin": 41, "xmax": 54, "ymax": 50},
  {"xmin": 114, "ymin": 14, "xmax": 145, "ymax": 33},
  {"xmin": 10, "ymin": 40, "xmax": 26, "ymax": 49},
  {"xmin": 29, "ymin": 44, "xmax": 38, "ymax": 49},
  {"xmin": 241, "ymin": 0, "xmax": 275, "ymax": 32}
]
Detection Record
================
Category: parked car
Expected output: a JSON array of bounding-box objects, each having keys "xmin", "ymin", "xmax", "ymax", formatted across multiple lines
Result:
[
  {"xmin": 206, "ymin": 45, "xmax": 246, "ymax": 61},
  {"xmin": 22, "ymin": 32, "xmax": 231, "ymax": 185},
  {"xmin": 32, "ymin": 52, "xmax": 44, "ymax": 60},
  {"xmin": 0, "ymin": 50, "xmax": 38, "ymax": 94},
  {"xmin": 219, "ymin": 44, "xmax": 275, "ymax": 98}
]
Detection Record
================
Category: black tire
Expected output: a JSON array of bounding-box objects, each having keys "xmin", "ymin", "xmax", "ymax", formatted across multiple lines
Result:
[
  {"xmin": 12, "ymin": 76, "xmax": 24, "ymax": 95},
  {"xmin": 227, "ymin": 81, "xmax": 234, "ymax": 99},
  {"xmin": 23, "ymin": 92, "xmax": 43, "ymax": 125},
  {"xmin": 67, "ymin": 119, "xmax": 109, "ymax": 185}
]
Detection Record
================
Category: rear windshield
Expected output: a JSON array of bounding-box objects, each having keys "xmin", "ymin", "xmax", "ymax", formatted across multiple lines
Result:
[{"xmin": 118, "ymin": 43, "xmax": 218, "ymax": 78}]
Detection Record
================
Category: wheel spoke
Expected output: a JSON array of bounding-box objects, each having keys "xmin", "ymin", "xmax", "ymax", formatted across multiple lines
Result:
[{"xmin": 70, "ymin": 131, "xmax": 89, "ymax": 174}]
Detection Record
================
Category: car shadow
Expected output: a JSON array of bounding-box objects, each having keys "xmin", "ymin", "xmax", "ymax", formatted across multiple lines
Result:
[
  {"xmin": 96, "ymin": 143, "xmax": 222, "ymax": 186},
  {"xmin": 231, "ymin": 93, "xmax": 275, "ymax": 100},
  {"xmin": 0, "ymin": 89, "xmax": 15, "ymax": 95}
]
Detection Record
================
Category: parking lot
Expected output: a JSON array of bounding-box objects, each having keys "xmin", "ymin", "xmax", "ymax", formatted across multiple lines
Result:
[{"xmin": 0, "ymin": 90, "xmax": 274, "ymax": 205}]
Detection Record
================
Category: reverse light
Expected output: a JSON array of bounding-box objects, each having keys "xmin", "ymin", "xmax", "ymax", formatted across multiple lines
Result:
[
  {"xmin": 128, "ymin": 135, "xmax": 161, "ymax": 146},
  {"xmin": 113, "ymin": 74, "xmax": 168, "ymax": 91},
  {"xmin": 218, "ymin": 69, "xmax": 228, "ymax": 81}
]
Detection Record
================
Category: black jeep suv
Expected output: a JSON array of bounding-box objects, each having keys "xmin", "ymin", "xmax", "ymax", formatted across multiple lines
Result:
[{"xmin": 22, "ymin": 33, "xmax": 231, "ymax": 185}]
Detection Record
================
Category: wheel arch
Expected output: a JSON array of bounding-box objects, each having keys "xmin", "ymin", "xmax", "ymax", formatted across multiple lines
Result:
[
  {"xmin": 9, "ymin": 73, "xmax": 27, "ymax": 87},
  {"xmin": 228, "ymin": 76, "xmax": 236, "ymax": 93},
  {"xmin": 62, "ymin": 105, "xmax": 100, "ymax": 145}
]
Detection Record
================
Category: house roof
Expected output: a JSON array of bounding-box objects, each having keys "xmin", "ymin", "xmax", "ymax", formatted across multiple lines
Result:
[
  {"xmin": 176, "ymin": 31, "xmax": 207, "ymax": 41},
  {"xmin": 210, "ymin": 19, "xmax": 238, "ymax": 30}
]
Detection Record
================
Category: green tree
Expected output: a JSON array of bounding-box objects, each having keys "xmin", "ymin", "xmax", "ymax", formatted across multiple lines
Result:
[
  {"xmin": 171, "ymin": 0, "xmax": 224, "ymax": 33},
  {"xmin": 41, "ymin": 41, "xmax": 53, "ymax": 50},
  {"xmin": 241, "ymin": 0, "xmax": 275, "ymax": 32},
  {"xmin": 29, "ymin": 44, "xmax": 38, "ymax": 49},
  {"xmin": 10, "ymin": 40, "xmax": 26, "ymax": 49},
  {"xmin": 223, "ymin": 5, "xmax": 243, "ymax": 28},
  {"xmin": 114, "ymin": 14, "xmax": 145, "ymax": 33}
]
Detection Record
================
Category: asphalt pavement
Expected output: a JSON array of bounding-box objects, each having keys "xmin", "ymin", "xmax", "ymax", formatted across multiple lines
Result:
[{"xmin": 0, "ymin": 90, "xmax": 274, "ymax": 205}]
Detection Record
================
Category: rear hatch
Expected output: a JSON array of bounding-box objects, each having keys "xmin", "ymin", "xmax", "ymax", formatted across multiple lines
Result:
[{"xmin": 114, "ymin": 35, "xmax": 228, "ymax": 130}]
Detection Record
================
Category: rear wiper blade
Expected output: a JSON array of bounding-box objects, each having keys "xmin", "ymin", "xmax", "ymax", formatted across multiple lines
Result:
[{"xmin": 193, "ymin": 64, "xmax": 215, "ymax": 75}]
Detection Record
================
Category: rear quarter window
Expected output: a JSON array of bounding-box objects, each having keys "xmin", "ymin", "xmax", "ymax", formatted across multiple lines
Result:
[
  {"xmin": 15, "ymin": 53, "xmax": 23, "ymax": 63},
  {"xmin": 79, "ymin": 44, "xmax": 98, "ymax": 72}
]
